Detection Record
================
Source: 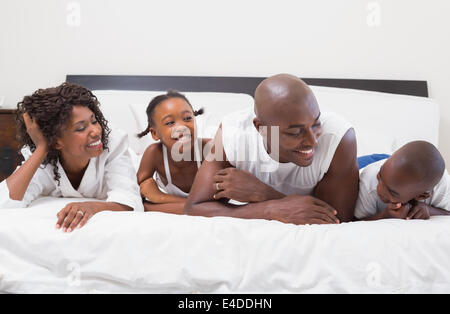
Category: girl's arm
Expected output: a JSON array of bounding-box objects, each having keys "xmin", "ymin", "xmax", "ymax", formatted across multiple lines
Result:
[
  {"xmin": 140, "ymin": 178, "xmax": 186, "ymax": 204},
  {"xmin": 143, "ymin": 201, "xmax": 185, "ymax": 215},
  {"xmin": 137, "ymin": 143, "xmax": 186, "ymax": 204},
  {"xmin": 137, "ymin": 143, "xmax": 159, "ymax": 184}
]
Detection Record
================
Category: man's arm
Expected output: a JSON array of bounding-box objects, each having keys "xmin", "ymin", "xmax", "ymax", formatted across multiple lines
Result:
[
  {"xmin": 212, "ymin": 168, "xmax": 285, "ymax": 202},
  {"xmin": 313, "ymin": 128, "xmax": 359, "ymax": 223},
  {"xmin": 184, "ymin": 125, "xmax": 234, "ymax": 212},
  {"xmin": 184, "ymin": 126, "xmax": 339, "ymax": 225}
]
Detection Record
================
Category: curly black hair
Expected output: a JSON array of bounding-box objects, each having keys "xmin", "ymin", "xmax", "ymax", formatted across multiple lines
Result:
[
  {"xmin": 137, "ymin": 90, "xmax": 204, "ymax": 138},
  {"xmin": 15, "ymin": 82, "xmax": 110, "ymax": 184}
]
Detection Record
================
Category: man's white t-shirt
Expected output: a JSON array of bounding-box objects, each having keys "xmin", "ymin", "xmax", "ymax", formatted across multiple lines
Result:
[
  {"xmin": 0, "ymin": 128, "xmax": 144, "ymax": 211},
  {"xmin": 355, "ymin": 159, "xmax": 450, "ymax": 219},
  {"xmin": 221, "ymin": 106, "xmax": 352, "ymax": 196}
]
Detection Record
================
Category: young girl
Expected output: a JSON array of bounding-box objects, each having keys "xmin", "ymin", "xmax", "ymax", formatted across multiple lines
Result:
[
  {"xmin": 0, "ymin": 83, "xmax": 144, "ymax": 231},
  {"xmin": 137, "ymin": 91, "xmax": 211, "ymax": 214}
]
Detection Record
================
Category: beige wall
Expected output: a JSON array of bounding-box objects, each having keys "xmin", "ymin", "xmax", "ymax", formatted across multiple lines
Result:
[{"xmin": 1, "ymin": 0, "xmax": 449, "ymax": 164}]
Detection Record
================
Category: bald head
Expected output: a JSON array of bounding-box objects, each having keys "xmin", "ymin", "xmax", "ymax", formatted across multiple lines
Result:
[
  {"xmin": 254, "ymin": 74, "xmax": 317, "ymax": 122},
  {"xmin": 390, "ymin": 141, "xmax": 445, "ymax": 190}
]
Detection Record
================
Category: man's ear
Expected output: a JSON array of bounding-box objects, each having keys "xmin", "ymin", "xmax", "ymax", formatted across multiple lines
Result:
[
  {"xmin": 415, "ymin": 192, "xmax": 431, "ymax": 201},
  {"xmin": 253, "ymin": 118, "xmax": 263, "ymax": 134},
  {"xmin": 150, "ymin": 128, "xmax": 160, "ymax": 141}
]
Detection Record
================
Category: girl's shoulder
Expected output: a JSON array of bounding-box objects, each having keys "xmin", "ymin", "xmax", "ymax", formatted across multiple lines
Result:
[
  {"xmin": 143, "ymin": 142, "xmax": 163, "ymax": 158},
  {"xmin": 138, "ymin": 142, "xmax": 163, "ymax": 179},
  {"xmin": 141, "ymin": 142, "xmax": 164, "ymax": 166}
]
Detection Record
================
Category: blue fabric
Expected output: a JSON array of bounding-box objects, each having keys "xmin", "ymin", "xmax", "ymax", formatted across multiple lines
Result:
[{"xmin": 357, "ymin": 154, "xmax": 390, "ymax": 169}]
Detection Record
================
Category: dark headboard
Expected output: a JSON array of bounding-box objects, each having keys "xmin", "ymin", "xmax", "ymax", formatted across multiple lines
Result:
[{"xmin": 66, "ymin": 75, "xmax": 428, "ymax": 97}]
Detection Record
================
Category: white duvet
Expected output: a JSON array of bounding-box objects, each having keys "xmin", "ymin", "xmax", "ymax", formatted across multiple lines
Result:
[{"xmin": 1, "ymin": 197, "xmax": 450, "ymax": 293}]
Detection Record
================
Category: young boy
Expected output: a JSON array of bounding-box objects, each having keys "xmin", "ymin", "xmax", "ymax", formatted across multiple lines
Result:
[{"xmin": 355, "ymin": 141, "xmax": 450, "ymax": 221}]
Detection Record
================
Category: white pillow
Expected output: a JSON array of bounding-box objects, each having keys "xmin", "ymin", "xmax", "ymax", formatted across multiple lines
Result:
[
  {"xmin": 93, "ymin": 90, "xmax": 165, "ymax": 155},
  {"xmin": 310, "ymin": 86, "xmax": 440, "ymax": 156},
  {"xmin": 130, "ymin": 91, "xmax": 254, "ymax": 141},
  {"xmin": 94, "ymin": 86, "xmax": 439, "ymax": 158},
  {"xmin": 93, "ymin": 90, "xmax": 254, "ymax": 155}
]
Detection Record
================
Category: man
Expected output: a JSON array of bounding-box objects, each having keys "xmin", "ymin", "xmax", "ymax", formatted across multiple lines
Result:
[{"xmin": 184, "ymin": 74, "xmax": 359, "ymax": 225}]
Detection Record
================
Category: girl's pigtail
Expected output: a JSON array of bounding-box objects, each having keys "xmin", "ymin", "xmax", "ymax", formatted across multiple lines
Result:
[
  {"xmin": 137, "ymin": 125, "xmax": 151, "ymax": 138},
  {"xmin": 194, "ymin": 108, "xmax": 204, "ymax": 116}
]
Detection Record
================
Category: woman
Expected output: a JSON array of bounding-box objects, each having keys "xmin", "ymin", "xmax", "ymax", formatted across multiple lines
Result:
[{"xmin": 0, "ymin": 83, "xmax": 143, "ymax": 231}]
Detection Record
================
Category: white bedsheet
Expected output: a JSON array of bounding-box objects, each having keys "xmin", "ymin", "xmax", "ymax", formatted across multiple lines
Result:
[{"xmin": 1, "ymin": 197, "xmax": 449, "ymax": 293}]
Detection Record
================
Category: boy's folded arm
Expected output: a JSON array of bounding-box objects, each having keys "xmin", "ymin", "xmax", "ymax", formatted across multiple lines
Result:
[{"xmin": 428, "ymin": 206, "xmax": 450, "ymax": 216}]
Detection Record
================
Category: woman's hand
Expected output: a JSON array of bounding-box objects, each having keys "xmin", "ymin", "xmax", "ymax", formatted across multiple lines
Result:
[
  {"xmin": 56, "ymin": 202, "xmax": 100, "ymax": 232},
  {"xmin": 23, "ymin": 113, "xmax": 48, "ymax": 151}
]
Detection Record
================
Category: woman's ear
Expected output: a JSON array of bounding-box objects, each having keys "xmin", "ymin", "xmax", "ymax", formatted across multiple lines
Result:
[
  {"xmin": 415, "ymin": 192, "xmax": 431, "ymax": 201},
  {"xmin": 54, "ymin": 138, "xmax": 63, "ymax": 151},
  {"xmin": 150, "ymin": 128, "xmax": 159, "ymax": 141}
]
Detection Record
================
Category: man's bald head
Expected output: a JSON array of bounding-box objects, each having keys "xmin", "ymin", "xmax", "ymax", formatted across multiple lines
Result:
[
  {"xmin": 254, "ymin": 74, "xmax": 318, "ymax": 123},
  {"xmin": 390, "ymin": 141, "xmax": 445, "ymax": 190}
]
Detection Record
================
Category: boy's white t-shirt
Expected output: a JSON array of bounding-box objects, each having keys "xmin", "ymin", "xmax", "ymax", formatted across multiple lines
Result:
[
  {"xmin": 0, "ymin": 128, "xmax": 144, "ymax": 211},
  {"xmin": 221, "ymin": 107, "xmax": 352, "ymax": 196},
  {"xmin": 355, "ymin": 159, "xmax": 450, "ymax": 219}
]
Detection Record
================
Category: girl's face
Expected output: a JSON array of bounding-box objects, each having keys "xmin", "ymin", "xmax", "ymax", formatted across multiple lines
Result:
[
  {"xmin": 150, "ymin": 97, "xmax": 197, "ymax": 153},
  {"xmin": 56, "ymin": 105, "xmax": 104, "ymax": 165}
]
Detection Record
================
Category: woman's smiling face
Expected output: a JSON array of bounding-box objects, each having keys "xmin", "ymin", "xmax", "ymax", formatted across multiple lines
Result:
[{"xmin": 56, "ymin": 105, "xmax": 104, "ymax": 164}]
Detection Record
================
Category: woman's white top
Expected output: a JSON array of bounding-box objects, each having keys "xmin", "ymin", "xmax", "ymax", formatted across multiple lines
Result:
[
  {"xmin": 154, "ymin": 142, "xmax": 202, "ymax": 198},
  {"xmin": 354, "ymin": 159, "xmax": 450, "ymax": 219},
  {"xmin": 221, "ymin": 107, "xmax": 352, "ymax": 196},
  {"xmin": 0, "ymin": 129, "xmax": 144, "ymax": 211}
]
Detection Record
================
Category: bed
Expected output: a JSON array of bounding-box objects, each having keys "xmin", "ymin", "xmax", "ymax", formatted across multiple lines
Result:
[{"xmin": 0, "ymin": 75, "xmax": 448, "ymax": 293}]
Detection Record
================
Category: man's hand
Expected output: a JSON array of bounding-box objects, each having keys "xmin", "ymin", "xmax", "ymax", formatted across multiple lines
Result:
[
  {"xmin": 406, "ymin": 202, "xmax": 431, "ymax": 220},
  {"xmin": 213, "ymin": 168, "xmax": 284, "ymax": 203},
  {"xmin": 267, "ymin": 195, "xmax": 340, "ymax": 225},
  {"xmin": 56, "ymin": 202, "xmax": 100, "ymax": 232}
]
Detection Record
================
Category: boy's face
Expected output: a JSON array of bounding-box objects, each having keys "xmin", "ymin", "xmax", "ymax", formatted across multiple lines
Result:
[{"xmin": 376, "ymin": 159, "xmax": 425, "ymax": 205}]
